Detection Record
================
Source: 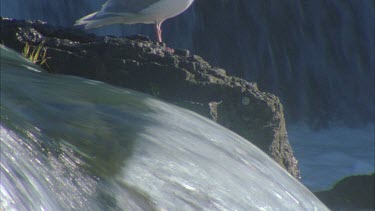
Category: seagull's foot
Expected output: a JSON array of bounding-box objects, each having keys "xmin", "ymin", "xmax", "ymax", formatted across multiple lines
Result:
[
  {"xmin": 157, "ymin": 42, "xmax": 175, "ymax": 54},
  {"xmin": 165, "ymin": 46, "xmax": 175, "ymax": 53},
  {"xmin": 155, "ymin": 41, "xmax": 174, "ymax": 54}
]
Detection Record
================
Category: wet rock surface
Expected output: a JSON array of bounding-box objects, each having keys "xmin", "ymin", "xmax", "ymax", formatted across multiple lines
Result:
[{"xmin": 0, "ymin": 17, "xmax": 300, "ymax": 179}]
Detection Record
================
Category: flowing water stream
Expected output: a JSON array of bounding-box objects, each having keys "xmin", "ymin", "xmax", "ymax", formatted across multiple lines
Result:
[
  {"xmin": 1, "ymin": 0, "xmax": 374, "ymax": 195},
  {"xmin": 0, "ymin": 46, "xmax": 328, "ymax": 210}
]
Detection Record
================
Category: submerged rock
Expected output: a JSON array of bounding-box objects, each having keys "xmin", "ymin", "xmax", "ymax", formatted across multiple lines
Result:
[
  {"xmin": 315, "ymin": 174, "xmax": 375, "ymax": 210},
  {"xmin": 0, "ymin": 17, "xmax": 300, "ymax": 178}
]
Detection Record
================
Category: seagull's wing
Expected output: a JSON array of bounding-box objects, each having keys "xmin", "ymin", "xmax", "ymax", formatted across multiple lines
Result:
[
  {"xmin": 101, "ymin": 0, "xmax": 161, "ymax": 14},
  {"xmin": 75, "ymin": 0, "xmax": 161, "ymax": 29}
]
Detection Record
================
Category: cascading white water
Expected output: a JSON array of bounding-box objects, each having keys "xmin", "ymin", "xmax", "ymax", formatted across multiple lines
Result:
[
  {"xmin": 0, "ymin": 45, "xmax": 329, "ymax": 210},
  {"xmin": 1, "ymin": 0, "xmax": 374, "ymax": 198}
]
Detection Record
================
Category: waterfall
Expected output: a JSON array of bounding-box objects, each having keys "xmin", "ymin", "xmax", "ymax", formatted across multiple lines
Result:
[{"xmin": 0, "ymin": 45, "xmax": 328, "ymax": 210}]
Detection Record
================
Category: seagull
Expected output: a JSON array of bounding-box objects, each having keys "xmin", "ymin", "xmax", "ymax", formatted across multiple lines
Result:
[{"xmin": 75, "ymin": 0, "xmax": 195, "ymax": 43}]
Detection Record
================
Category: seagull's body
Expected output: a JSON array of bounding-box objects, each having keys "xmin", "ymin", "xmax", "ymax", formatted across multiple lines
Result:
[{"xmin": 75, "ymin": 0, "xmax": 195, "ymax": 42}]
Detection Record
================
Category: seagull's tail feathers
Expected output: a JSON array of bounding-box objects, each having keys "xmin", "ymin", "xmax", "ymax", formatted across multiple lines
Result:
[{"xmin": 75, "ymin": 12, "xmax": 133, "ymax": 29}]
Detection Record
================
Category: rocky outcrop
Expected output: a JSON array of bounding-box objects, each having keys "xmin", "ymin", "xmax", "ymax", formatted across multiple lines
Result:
[{"xmin": 0, "ymin": 18, "xmax": 300, "ymax": 179}]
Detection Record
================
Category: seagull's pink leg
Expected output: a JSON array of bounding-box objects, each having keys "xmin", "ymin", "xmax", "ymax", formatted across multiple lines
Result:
[
  {"xmin": 155, "ymin": 22, "xmax": 163, "ymax": 42},
  {"xmin": 154, "ymin": 21, "xmax": 174, "ymax": 53}
]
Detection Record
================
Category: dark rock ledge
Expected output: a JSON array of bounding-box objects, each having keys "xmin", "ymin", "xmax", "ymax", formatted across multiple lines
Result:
[{"xmin": 0, "ymin": 17, "xmax": 300, "ymax": 179}]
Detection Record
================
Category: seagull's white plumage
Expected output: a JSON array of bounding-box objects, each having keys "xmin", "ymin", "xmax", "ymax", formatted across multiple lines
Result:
[{"xmin": 75, "ymin": 0, "xmax": 195, "ymax": 42}]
